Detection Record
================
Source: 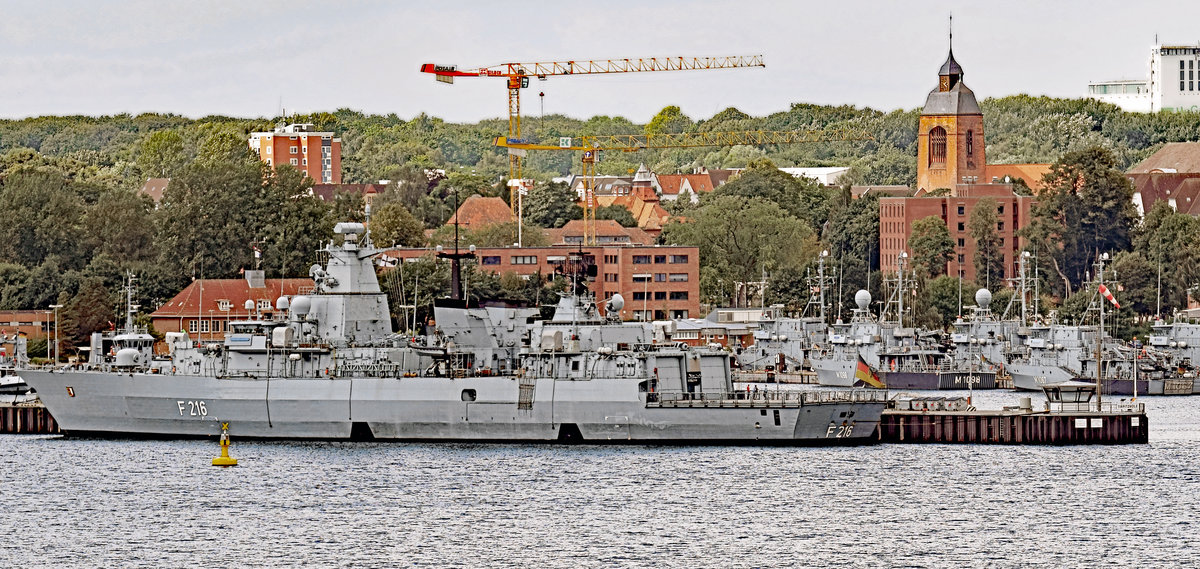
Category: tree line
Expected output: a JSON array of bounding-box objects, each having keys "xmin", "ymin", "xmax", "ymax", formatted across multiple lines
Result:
[{"xmin": 2, "ymin": 96, "xmax": 1199, "ymax": 351}]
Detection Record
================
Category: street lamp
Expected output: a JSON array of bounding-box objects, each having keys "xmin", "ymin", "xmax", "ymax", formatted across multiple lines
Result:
[{"xmin": 49, "ymin": 304, "xmax": 63, "ymax": 365}]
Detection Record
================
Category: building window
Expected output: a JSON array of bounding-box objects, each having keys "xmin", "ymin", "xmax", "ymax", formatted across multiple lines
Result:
[
  {"xmin": 957, "ymin": 222, "xmax": 965, "ymax": 232},
  {"xmin": 290, "ymin": 158, "xmax": 298, "ymax": 166},
  {"xmin": 511, "ymin": 256, "xmax": 537, "ymax": 265},
  {"xmin": 957, "ymin": 254, "xmax": 965, "ymax": 263},
  {"xmin": 257, "ymin": 299, "xmax": 271, "ymax": 311},
  {"xmin": 654, "ymin": 255, "xmax": 666, "ymax": 263},
  {"xmin": 302, "ymin": 158, "xmax": 307, "ymax": 166},
  {"xmin": 957, "ymin": 205, "xmax": 965, "ymax": 216},
  {"xmin": 957, "ymin": 238, "xmax": 965, "ymax": 247},
  {"xmin": 654, "ymin": 291, "xmax": 667, "ymax": 301},
  {"xmin": 188, "ymin": 320, "xmax": 198, "ymax": 333},
  {"xmin": 302, "ymin": 147, "xmax": 308, "ymax": 154},
  {"xmin": 671, "ymin": 310, "xmax": 688, "ymax": 319},
  {"xmin": 966, "ymin": 130, "xmax": 974, "ymax": 157},
  {"xmin": 200, "ymin": 320, "xmax": 210, "ymax": 333},
  {"xmin": 481, "ymin": 256, "xmax": 501, "ymax": 265},
  {"xmin": 670, "ymin": 255, "xmax": 688, "ymax": 263},
  {"xmin": 265, "ymin": 147, "xmax": 271, "ymax": 154},
  {"xmin": 632, "ymin": 292, "xmax": 646, "ymax": 301},
  {"xmin": 997, "ymin": 222, "xmax": 1005, "ymax": 231},
  {"xmin": 290, "ymin": 146, "xmax": 298, "ymax": 154},
  {"xmin": 632, "ymin": 274, "xmax": 651, "ymax": 283},
  {"xmin": 669, "ymin": 291, "xmax": 689, "ymax": 300},
  {"xmin": 1183, "ymin": 81, "xmax": 1186, "ymax": 91},
  {"xmin": 604, "ymin": 273, "xmax": 618, "ymax": 282},
  {"xmin": 632, "ymin": 255, "xmax": 651, "ymax": 264},
  {"xmin": 669, "ymin": 273, "xmax": 688, "ymax": 282},
  {"xmin": 998, "ymin": 205, "xmax": 1004, "ymax": 214},
  {"xmin": 999, "ymin": 237, "xmax": 1005, "ymax": 246},
  {"xmin": 654, "ymin": 273, "xmax": 666, "ymax": 282},
  {"xmin": 929, "ymin": 126, "xmax": 947, "ymax": 165},
  {"xmin": 218, "ymin": 300, "xmax": 232, "ymax": 311}
]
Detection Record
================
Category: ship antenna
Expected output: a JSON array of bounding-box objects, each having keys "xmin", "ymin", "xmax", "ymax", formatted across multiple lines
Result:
[{"xmin": 436, "ymin": 186, "xmax": 475, "ymax": 302}]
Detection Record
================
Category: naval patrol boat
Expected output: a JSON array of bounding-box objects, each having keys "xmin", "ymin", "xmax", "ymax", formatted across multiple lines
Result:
[{"xmin": 22, "ymin": 223, "xmax": 886, "ymax": 443}]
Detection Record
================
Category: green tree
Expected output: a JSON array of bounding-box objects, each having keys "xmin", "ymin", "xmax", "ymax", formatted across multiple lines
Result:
[
  {"xmin": 595, "ymin": 204, "xmax": 637, "ymax": 227},
  {"xmin": 909, "ymin": 216, "xmax": 954, "ymax": 277},
  {"xmin": 969, "ymin": 197, "xmax": 1005, "ymax": 289},
  {"xmin": 136, "ymin": 130, "xmax": 187, "ymax": 177},
  {"xmin": 645, "ymin": 105, "xmax": 693, "ymax": 135},
  {"xmin": 523, "ymin": 181, "xmax": 581, "ymax": 228},
  {"xmin": 661, "ymin": 195, "xmax": 818, "ymax": 306},
  {"xmin": 1020, "ymin": 147, "xmax": 1138, "ymax": 295},
  {"xmin": 712, "ymin": 158, "xmax": 830, "ymax": 230},
  {"xmin": 371, "ymin": 202, "xmax": 426, "ymax": 247},
  {"xmin": 60, "ymin": 277, "xmax": 116, "ymax": 345}
]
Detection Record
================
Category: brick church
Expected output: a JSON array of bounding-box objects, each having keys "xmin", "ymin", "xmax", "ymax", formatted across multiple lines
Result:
[{"xmin": 878, "ymin": 42, "xmax": 1049, "ymax": 283}]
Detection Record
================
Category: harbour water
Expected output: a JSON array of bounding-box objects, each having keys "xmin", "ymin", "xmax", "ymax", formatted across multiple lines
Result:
[{"xmin": 2, "ymin": 390, "xmax": 1198, "ymax": 567}]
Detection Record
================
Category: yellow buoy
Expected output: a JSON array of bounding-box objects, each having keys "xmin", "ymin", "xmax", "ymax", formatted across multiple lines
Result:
[{"xmin": 212, "ymin": 422, "xmax": 238, "ymax": 467}]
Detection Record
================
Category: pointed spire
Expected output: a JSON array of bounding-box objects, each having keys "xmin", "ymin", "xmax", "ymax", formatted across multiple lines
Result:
[{"xmin": 938, "ymin": 13, "xmax": 963, "ymax": 90}]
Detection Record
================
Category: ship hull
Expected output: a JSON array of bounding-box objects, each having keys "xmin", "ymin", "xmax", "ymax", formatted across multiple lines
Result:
[
  {"xmin": 23, "ymin": 370, "xmax": 885, "ymax": 444},
  {"xmin": 810, "ymin": 357, "xmax": 856, "ymax": 387},
  {"xmin": 1008, "ymin": 363, "xmax": 1077, "ymax": 391}
]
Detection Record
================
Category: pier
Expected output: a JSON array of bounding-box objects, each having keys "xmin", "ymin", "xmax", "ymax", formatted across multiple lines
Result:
[
  {"xmin": 879, "ymin": 386, "xmax": 1148, "ymax": 444},
  {"xmin": 1, "ymin": 399, "xmax": 59, "ymax": 435}
]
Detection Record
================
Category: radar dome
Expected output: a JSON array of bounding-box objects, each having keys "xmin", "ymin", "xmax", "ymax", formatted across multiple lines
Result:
[
  {"xmin": 275, "ymin": 296, "xmax": 290, "ymax": 311},
  {"xmin": 606, "ymin": 293, "xmax": 625, "ymax": 313},
  {"xmin": 975, "ymin": 288, "xmax": 993, "ymax": 309},
  {"xmin": 854, "ymin": 290, "xmax": 871, "ymax": 310},
  {"xmin": 290, "ymin": 296, "xmax": 312, "ymax": 316},
  {"xmin": 244, "ymin": 299, "xmax": 255, "ymax": 311}
]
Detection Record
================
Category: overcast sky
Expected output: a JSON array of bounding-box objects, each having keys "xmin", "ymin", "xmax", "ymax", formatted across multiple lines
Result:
[{"xmin": 2, "ymin": 0, "xmax": 1198, "ymax": 124}]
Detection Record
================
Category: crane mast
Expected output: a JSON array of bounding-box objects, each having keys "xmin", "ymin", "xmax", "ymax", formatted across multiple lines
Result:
[{"xmin": 421, "ymin": 55, "xmax": 766, "ymax": 203}]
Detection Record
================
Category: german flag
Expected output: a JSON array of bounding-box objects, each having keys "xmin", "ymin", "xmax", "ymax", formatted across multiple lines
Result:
[{"xmin": 854, "ymin": 355, "xmax": 885, "ymax": 389}]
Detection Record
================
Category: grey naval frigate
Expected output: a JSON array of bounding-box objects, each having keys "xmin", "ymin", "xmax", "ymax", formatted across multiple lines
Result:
[{"xmin": 22, "ymin": 223, "xmax": 886, "ymax": 443}]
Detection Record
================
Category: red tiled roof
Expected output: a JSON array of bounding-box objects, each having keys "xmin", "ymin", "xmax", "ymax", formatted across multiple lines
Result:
[
  {"xmin": 150, "ymin": 278, "xmax": 311, "ymax": 318},
  {"xmin": 140, "ymin": 178, "xmax": 170, "ymax": 204},
  {"xmin": 1129, "ymin": 142, "xmax": 1200, "ymax": 174},
  {"xmin": 311, "ymin": 184, "xmax": 387, "ymax": 201},
  {"xmin": 447, "ymin": 195, "xmax": 514, "ymax": 229},
  {"xmin": 984, "ymin": 164, "xmax": 1051, "ymax": 191},
  {"xmin": 543, "ymin": 219, "xmax": 656, "ymax": 246},
  {"xmin": 596, "ymin": 194, "xmax": 671, "ymax": 234},
  {"xmin": 683, "ymin": 174, "xmax": 714, "ymax": 193},
  {"xmin": 658, "ymin": 174, "xmax": 685, "ymax": 196},
  {"xmin": 1130, "ymin": 173, "xmax": 1200, "ymax": 216}
]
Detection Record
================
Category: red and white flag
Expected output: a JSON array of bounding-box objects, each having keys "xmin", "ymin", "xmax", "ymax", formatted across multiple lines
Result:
[{"xmin": 1098, "ymin": 284, "xmax": 1120, "ymax": 309}]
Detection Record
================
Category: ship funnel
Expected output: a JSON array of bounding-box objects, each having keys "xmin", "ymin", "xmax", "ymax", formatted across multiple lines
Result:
[
  {"xmin": 975, "ymin": 288, "xmax": 993, "ymax": 309},
  {"xmin": 855, "ymin": 290, "xmax": 871, "ymax": 310}
]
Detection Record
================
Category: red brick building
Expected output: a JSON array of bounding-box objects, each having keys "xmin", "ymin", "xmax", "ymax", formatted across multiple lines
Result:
[
  {"xmin": 880, "ymin": 44, "xmax": 1046, "ymax": 281},
  {"xmin": 249, "ymin": 123, "xmax": 342, "ymax": 184},
  {"xmin": 150, "ymin": 278, "xmax": 312, "ymax": 342},
  {"xmin": 383, "ymin": 244, "xmax": 701, "ymax": 321}
]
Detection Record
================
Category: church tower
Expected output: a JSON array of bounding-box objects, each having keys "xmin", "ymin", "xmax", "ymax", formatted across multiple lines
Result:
[{"xmin": 916, "ymin": 41, "xmax": 985, "ymax": 194}]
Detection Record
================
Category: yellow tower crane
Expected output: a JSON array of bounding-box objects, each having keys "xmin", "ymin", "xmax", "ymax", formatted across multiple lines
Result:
[
  {"xmin": 420, "ymin": 55, "xmax": 766, "ymax": 203},
  {"xmin": 494, "ymin": 127, "xmax": 876, "ymax": 245}
]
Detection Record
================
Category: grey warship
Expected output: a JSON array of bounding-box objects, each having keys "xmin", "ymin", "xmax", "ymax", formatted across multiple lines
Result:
[{"xmin": 23, "ymin": 223, "xmax": 886, "ymax": 443}]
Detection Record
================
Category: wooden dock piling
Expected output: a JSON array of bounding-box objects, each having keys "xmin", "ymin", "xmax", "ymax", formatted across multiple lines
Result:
[
  {"xmin": 879, "ymin": 410, "xmax": 1147, "ymax": 444},
  {"xmin": 0, "ymin": 403, "xmax": 59, "ymax": 434}
]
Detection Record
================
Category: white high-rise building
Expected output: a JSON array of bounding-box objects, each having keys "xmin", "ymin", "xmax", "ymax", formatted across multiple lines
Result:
[{"xmin": 1088, "ymin": 44, "xmax": 1200, "ymax": 113}]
